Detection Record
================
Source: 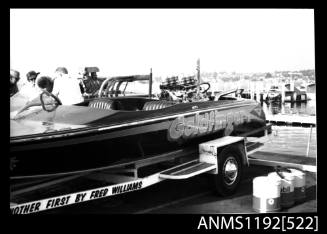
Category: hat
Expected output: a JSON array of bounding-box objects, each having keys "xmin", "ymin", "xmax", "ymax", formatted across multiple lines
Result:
[
  {"xmin": 10, "ymin": 69, "xmax": 20, "ymax": 80},
  {"xmin": 26, "ymin": 71, "xmax": 40, "ymax": 80},
  {"xmin": 55, "ymin": 67, "xmax": 68, "ymax": 74}
]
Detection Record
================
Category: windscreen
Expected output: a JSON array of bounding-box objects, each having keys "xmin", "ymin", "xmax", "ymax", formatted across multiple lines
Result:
[{"xmin": 123, "ymin": 80, "xmax": 149, "ymax": 95}]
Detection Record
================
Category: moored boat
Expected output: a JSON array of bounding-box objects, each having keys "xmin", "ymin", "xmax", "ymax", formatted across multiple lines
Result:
[{"xmin": 266, "ymin": 85, "xmax": 282, "ymax": 102}]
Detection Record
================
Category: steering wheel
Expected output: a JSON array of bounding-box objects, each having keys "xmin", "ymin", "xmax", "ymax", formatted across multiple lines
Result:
[
  {"xmin": 40, "ymin": 90, "xmax": 62, "ymax": 112},
  {"xmin": 199, "ymin": 82, "xmax": 211, "ymax": 93}
]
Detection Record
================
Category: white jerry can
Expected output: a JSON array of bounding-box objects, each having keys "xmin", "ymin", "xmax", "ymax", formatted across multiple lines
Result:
[{"xmin": 252, "ymin": 176, "xmax": 281, "ymax": 213}]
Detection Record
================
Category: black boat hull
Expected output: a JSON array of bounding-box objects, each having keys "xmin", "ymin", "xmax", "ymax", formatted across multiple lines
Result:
[{"xmin": 10, "ymin": 98, "xmax": 266, "ymax": 178}]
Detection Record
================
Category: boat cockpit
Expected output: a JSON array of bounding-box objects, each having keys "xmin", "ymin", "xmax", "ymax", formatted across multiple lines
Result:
[{"xmin": 11, "ymin": 72, "xmax": 243, "ymax": 120}]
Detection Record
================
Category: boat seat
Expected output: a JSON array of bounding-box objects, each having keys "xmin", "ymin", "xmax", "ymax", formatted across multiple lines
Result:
[
  {"xmin": 88, "ymin": 99, "xmax": 115, "ymax": 110},
  {"xmin": 142, "ymin": 100, "xmax": 176, "ymax": 111}
]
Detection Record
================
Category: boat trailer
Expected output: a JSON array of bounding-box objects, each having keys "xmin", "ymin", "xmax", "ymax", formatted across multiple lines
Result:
[{"xmin": 10, "ymin": 124, "xmax": 316, "ymax": 214}]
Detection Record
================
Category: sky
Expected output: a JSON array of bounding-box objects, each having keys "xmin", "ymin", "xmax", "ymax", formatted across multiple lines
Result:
[{"xmin": 10, "ymin": 9, "xmax": 315, "ymax": 78}]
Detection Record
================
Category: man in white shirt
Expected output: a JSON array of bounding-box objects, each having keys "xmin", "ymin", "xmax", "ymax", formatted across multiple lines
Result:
[{"xmin": 52, "ymin": 67, "xmax": 84, "ymax": 105}]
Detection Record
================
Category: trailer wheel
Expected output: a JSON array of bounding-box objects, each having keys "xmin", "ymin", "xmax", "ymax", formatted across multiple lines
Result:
[{"xmin": 212, "ymin": 144, "xmax": 243, "ymax": 196}]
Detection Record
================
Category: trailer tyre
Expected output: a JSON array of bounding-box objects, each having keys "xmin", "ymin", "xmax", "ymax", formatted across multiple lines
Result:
[{"xmin": 212, "ymin": 144, "xmax": 244, "ymax": 196}]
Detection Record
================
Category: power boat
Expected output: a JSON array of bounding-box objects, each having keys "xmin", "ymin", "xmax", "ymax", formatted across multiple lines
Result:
[
  {"xmin": 10, "ymin": 70, "xmax": 267, "ymax": 179},
  {"xmin": 266, "ymin": 85, "xmax": 282, "ymax": 102}
]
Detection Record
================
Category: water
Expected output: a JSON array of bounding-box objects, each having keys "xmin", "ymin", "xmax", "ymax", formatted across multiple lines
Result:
[
  {"xmin": 208, "ymin": 80, "xmax": 316, "ymax": 117},
  {"xmin": 261, "ymin": 100, "xmax": 316, "ymax": 116}
]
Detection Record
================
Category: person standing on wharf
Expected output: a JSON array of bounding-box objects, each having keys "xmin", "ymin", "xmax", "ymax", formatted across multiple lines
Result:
[{"xmin": 52, "ymin": 67, "xmax": 83, "ymax": 105}]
